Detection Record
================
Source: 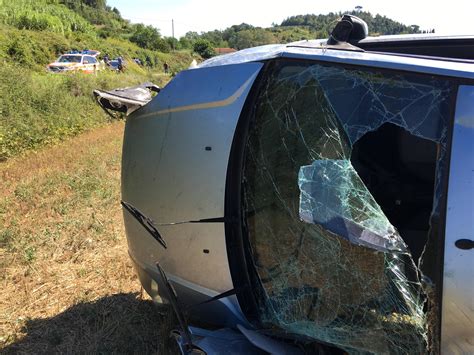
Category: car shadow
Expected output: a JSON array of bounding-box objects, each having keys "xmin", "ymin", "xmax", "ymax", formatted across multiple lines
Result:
[{"xmin": 2, "ymin": 292, "xmax": 180, "ymax": 354}]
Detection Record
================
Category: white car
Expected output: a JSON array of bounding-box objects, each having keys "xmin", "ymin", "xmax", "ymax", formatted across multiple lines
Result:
[{"xmin": 47, "ymin": 50, "xmax": 101, "ymax": 73}]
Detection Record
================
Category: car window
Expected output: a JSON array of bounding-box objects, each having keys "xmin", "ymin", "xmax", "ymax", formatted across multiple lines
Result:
[
  {"xmin": 84, "ymin": 56, "xmax": 97, "ymax": 64},
  {"xmin": 57, "ymin": 55, "xmax": 81, "ymax": 63},
  {"xmin": 242, "ymin": 60, "xmax": 455, "ymax": 353}
]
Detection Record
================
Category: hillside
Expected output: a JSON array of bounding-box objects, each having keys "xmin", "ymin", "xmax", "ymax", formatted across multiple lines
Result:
[
  {"xmin": 0, "ymin": 0, "xmax": 194, "ymax": 71},
  {"xmin": 0, "ymin": 0, "xmax": 195, "ymax": 160},
  {"xmin": 188, "ymin": 10, "xmax": 422, "ymax": 50},
  {"xmin": 280, "ymin": 11, "xmax": 421, "ymax": 36},
  {"xmin": 0, "ymin": 3, "xmax": 182, "ymax": 350}
]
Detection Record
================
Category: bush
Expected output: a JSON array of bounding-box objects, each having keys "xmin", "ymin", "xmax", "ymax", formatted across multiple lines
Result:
[
  {"xmin": 0, "ymin": 62, "xmax": 155, "ymax": 160},
  {"xmin": 0, "ymin": 26, "xmax": 194, "ymax": 73},
  {"xmin": 0, "ymin": 0, "xmax": 94, "ymax": 34},
  {"xmin": 193, "ymin": 39, "xmax": 215, "ymax": 59},
  {"xmin": 129, "ymin": 24, "xmax": 170, "ymax": 52},
  {"xmin": 0, "ymin": 1, "xmax": 196, "ymax": 159}
]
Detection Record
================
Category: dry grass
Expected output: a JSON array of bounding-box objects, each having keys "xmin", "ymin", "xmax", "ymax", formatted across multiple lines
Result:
[{"xmin": 0, "ymin": 122, "xmax": 177, "ymax": 353}]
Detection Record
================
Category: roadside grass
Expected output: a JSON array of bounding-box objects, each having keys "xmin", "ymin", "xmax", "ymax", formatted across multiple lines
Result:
[
  {"xmin": 0, "ymin": 122, "xmax": 177, "ymax": 353},
  {"xmin": 0, "ymin": 22, "xmax": 195, "ymax": 72},
  {"xmin": 0, "ymin": 62, "xmax": 170, "ymax": 161},
  {"xmin": 0, "ymin": 23, "xmax": 192, "ymax": 162}
]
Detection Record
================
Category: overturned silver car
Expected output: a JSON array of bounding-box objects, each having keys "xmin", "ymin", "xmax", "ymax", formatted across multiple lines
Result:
[{"xmin": 96, "ymin": 16, "xmax": 474, "ymax": 354}]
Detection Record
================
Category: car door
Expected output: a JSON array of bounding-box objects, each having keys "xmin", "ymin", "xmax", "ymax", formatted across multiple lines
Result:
[
  {"xmin": 227, "ymin": 56, "xmax": 473, "ymax": 354},
  {"xmin": 82, "ymin": 55, "xmax": 96, "ymax": 73}
]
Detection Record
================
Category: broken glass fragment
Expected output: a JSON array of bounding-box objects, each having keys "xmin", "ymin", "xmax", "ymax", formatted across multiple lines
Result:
[
  {"xmin": 298, "ymin": 159, "xmax": 406, "ymax": 252},
  {"xmin": 314, "ymin": 66, "xmax": 450, "ymax": 145}
]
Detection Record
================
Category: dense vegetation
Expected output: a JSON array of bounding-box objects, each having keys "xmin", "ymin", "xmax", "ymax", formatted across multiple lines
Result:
[
  {"xmin": 280, "ymin": 11, "xmax": 421, "ymax": 36},
  {"xmin": 0, "ymin": 62, "xmax": 166, "ymax": 160},
  {"xmin": 0, "ymin": 0, "xmax": 204, "ymax": 73},
  {"xmin": 187, "ymin": 10, "xmax": 422, "ymax": 50},
  {"xmin": 0, "ymin": 0, "xmax": 195, "ymax": 160},
  {"xmin": 0, "ymin": 0, "xmax": 423, "ymax": 65}
]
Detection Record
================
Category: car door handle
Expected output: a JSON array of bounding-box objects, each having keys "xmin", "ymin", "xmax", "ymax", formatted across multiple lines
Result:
[{"xmin": 455, "ymin": 239, "xmax": 474, "ymax": 250}]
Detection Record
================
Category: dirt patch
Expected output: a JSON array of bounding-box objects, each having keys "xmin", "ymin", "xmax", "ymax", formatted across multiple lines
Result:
[{"xmin": 0, "ymin": 122, "xmax": 177, "ymax": 353}]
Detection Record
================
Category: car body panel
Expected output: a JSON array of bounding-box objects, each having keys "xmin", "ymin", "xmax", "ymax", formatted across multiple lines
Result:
[
  {"xmin": 122, "ymin": 62, "xmax": 262, "ymax": 223},
  {"xmin": 441, "ymin": 85, "xmax": 474, "ymax": 354},
  {"xmin": 128, "ymin": 243, "xmax": 250, "ymax": 328},
  {"xmin": 121, "ymin": 63, "xmax": 263, "ymax": 316},
  {"xmin": 125, "ymin": 219, "xmax": 233, "ymax": 293}
]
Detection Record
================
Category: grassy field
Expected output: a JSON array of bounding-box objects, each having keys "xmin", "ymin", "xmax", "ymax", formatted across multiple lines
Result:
[
  {"xmin": 0, "ymin": 63, "xmax": 173, "ymax": 161},
  {"xmin": 0, "ymin": 121, "xmax": 177, "ymax": 353}
]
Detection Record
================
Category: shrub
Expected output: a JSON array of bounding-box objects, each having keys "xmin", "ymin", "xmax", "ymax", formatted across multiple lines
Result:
[
  {"xmin": 0, "ymin": 1, "xmax": 195, "ymax": 159},
  {"xmin": 0, "ymin": 26, "xmax": 194, "ymax": 73},
  {"xmin": 0, "ymin": 62, "xmax": 157, "ymax": 160},
  {"xmin": 193, "ymin": 39, "xmax": 215, "ymax": 59},
  {"xmin": 0, "ymin": 0, "xmax": 94, "ymax": 34}
]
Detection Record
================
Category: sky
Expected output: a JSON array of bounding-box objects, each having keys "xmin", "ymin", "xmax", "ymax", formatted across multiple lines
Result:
[{"xmin": 107, "ymin": 0, "xmax": 473, "ymax": 38}]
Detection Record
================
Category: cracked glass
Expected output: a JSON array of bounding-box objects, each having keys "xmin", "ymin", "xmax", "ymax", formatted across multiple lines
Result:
[
  {"xmin": 299, "ymin": 159, "xmax": 406, "ymax": 253},
  {"xmin": 242, "ymin": 61, "xmax": 452, "ymax": 353}
]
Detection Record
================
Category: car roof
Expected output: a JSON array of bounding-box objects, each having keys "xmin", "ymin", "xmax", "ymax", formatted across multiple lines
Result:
[
  {"xmin": 198, "ymin": 37, "xmax": 474, "ymax": 80},
  {"xmin": 359, "ymin": 33, "xmax": 474, "ymax": 43},
  {"xmin": 356, "ymin": 34, "xmax": 474, "ymax": 60},
  {"xmin": 60, "ymin": 50, "xmax": 100, "ymax": 57}
]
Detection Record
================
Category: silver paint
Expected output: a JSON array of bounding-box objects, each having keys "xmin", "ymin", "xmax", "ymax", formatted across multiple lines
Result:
[
  {"xmin": 441, "ymin": 85, "xmax": 474, "ymax": 354},
  {"xmin": 122, "ymin": 63, "xmax": 262, "ymax": 310}
]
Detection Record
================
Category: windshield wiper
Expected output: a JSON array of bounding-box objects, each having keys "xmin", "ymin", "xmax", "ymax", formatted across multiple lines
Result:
[{"xmin": 121, "ymin": 200, "xmax": 167, "ymax": 249}]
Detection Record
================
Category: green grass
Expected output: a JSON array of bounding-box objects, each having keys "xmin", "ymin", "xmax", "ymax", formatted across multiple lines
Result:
[
  {"xmin": 0, "ymin": 23, "xmax": 192, "ymax": 160},
  {"xmin": 0, "ymin": 64, "xmax": 124, "ymax": 159},
  {"xmin": 0, "ymin": 24, "xmax": 194, "ymax": 72},
  {"xmin": 0, "ymin": 122, "xmax": 179, "ymax": 352},
  {"xmin": 0, "ymin": 0, "xmax": 94, "ymax": 35},
  {"xmin": 0, "ymin": 0, "xmax": 194, "ymax": 161},
  {"xmin": 0, "ymin": 60, "xmax": 175, "ymax": 160},
  {"xmin": 0, "ymin": 0, "xmax": 196, "ymax": 72}
]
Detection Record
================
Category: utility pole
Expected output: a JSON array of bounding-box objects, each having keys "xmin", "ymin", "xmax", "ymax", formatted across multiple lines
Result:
[{"xmin": 172, "ymin": 19, "xmax": 175, "ymax": 51}]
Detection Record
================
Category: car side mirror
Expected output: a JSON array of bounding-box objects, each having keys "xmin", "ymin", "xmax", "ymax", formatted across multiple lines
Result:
[{"xmin": 83, "ymin": 60, "xmax": 89, "ymax": 64}]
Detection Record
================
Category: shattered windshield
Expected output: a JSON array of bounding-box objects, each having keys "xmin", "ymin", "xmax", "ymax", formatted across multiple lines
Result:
[{"xmin": 242, "ymin": 61, "xmax": 452, "ymax": 353}]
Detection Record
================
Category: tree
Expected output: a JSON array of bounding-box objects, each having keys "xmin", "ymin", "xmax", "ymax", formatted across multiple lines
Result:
[
  {"xmin": 184, "ymin": 31, "xmax": 200, "ymax": 41},
  {"xmin": 193, "ymin": 39, "xmax": 215, "ymax": 59},
  {"xmin": 81, "ymin": 0, "xmax": 106, "ymax": 9},
  {"xmin": 228, "ymin": 28, "xmax": 276, "ymax": 50},
  {"xmin": 179, "ymin": 37, "xmax": 193, "ymax": 49},
  {"xmin": 410, "ymin": 25, "xmax": 420, "ymax": 33},
  {"xmin": 165, "ymin": 36, "xmax": 180, "ymax": 50},
  {"xmin": 130, "ymin": 24, "xmax": 163, "ymax": 50},
  {"xmin": 179, "ymin": 11, "xmax": 422, "ymax": 51},
  {"xmin": 200, "ymin": 30, "xmax": 227, "ymax": 47}
]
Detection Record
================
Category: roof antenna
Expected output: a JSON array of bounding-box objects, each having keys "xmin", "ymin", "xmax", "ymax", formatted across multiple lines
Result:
[{"xmin": 327, "ymin": 14, "xmax": 368, "ymax": 45}]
